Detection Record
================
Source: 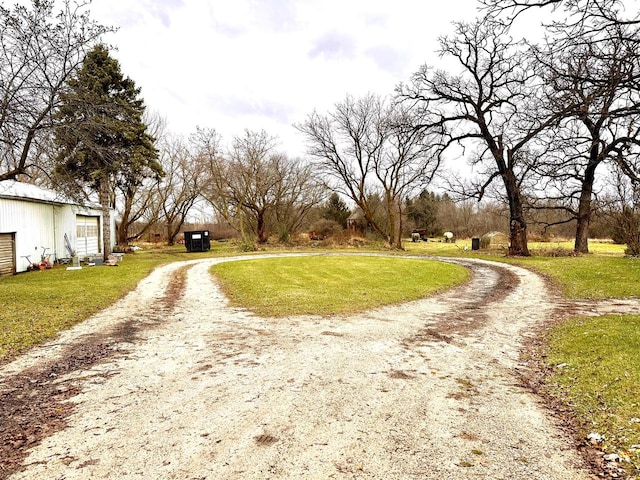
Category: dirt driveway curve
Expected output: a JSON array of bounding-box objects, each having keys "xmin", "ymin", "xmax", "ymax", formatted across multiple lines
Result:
[{"xmin": 1, "ymin": 253, "xmax": 627, "ymax": 479}]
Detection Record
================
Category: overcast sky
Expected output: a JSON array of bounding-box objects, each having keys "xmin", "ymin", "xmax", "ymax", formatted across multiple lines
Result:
[{"xmin": 88, "ymin": 1, "xmax": 482, "ymax": 157}]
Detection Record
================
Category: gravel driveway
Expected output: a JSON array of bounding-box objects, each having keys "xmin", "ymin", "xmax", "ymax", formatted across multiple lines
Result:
[{"xmin": 0, "ymin": 254, "xmax": 607, "ymax": 479}]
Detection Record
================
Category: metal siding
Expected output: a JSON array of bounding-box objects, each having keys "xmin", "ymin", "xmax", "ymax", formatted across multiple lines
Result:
[
  {"xmin": 55, "ymin": 205, "xmax": 76, "ymax": 260},
  {"xmin": 0, "ymin": 198, "xmax": 56, "ymax": 272},
  {"xmin": 0, "ymin": 197, "xmax": 114, "ymax": 271}
]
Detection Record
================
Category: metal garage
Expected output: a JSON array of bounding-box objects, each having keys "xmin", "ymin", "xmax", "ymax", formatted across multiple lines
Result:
[
  {"xmin": 0, "ymin": 180, "xmax": 115, "ymax": 274},
  {"xmin": 0, "ymin": 233, "xmax": 15, "ymax": 277}
]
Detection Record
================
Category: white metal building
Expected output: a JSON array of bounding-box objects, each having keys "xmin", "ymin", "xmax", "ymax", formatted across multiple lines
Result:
[{"xmin": 0, "ymin": 180, "xmax": 115, "ymax": 277}]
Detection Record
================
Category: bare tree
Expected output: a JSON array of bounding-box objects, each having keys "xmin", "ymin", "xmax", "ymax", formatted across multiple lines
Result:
[
  {"xmin": 400, "ymin": 19, "xmax": 560, "ymax": 255},
  {"xmin": 269, "ymin": 157, "xmax": 325, "ymax": 242},
  {"xmin": 605, "ymin": 169, "xmax": 640, "ymax": 255},
  {"xmin": 116, "ymin": 181, "xmax": 162, "ymax": 246},
  {"xmin": 115, "ymin": 111, "xmax": 168, "ymax": 247},
  {"xmin": 0, "ymin": 0, "xmax": 110, "ymax": 181},
  {"xmin": 485, "ymin": 0, "xmax": 640, "ymax": 252},
  {"xmin": 199, "ymin": 129, "xmax": 322, "ymax": 244},
  {"xmin": 533, "ymin": 30, "xmax": 640, "ymax": 251},
  {"xmin": 481, "ymin": 0, "xmax": 639, "ymax": 32},
  {"xmin": 297, "ymin": 93, "xmax": 439, "ymax": 249},
  {"xmin": 207, "ymin": 130, "xmax": 279, "ymax": 244},
  {"xmin": 155, "ymin": 136, "xmax": 202, "ymax": 245}
]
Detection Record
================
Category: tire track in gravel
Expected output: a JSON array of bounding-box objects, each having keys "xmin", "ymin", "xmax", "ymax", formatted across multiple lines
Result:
[
  {"xmin": 0, "ymin": 254, "xmax": 600, "ymax": 479},
  {"xmin": 0, "ymin": 264, "xmax": 189, "ymax": 479}
]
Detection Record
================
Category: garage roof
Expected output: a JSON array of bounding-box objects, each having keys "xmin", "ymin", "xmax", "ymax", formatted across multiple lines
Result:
[{"xmin": 0, "ymin": 180, "xmax": 78, "ymax": 205}]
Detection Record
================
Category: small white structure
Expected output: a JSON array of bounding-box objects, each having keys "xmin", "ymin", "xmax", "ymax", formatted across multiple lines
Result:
[{"xmin": 0, "ymin": 180, "xmax": 115, "ymax": 276}]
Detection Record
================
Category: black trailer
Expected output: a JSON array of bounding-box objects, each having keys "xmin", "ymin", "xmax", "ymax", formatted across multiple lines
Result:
[{"xmin": 184, "ymin": 230, "xmax": 211, "ymax": 252}]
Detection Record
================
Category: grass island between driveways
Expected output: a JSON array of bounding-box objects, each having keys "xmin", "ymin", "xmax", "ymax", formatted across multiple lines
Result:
[{"xmin": 210, "ymin": 255, "xmax": 469, "ymax": 317}]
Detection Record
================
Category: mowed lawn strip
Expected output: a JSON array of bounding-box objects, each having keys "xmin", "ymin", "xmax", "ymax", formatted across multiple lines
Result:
[
  {"xmin": 544, "ymin": 315, "xmax": 640, "ymax": 474},
  {"xmin": 506, "ymin": 256, "xmax": 640, "ymax": 299},
  {"xmin": 210, "ymin": 256, "xmax": 469, "ymax": 317},
  {"xmin": 407, "ymin": 239, "xmax": 637, "ymax": 299}
]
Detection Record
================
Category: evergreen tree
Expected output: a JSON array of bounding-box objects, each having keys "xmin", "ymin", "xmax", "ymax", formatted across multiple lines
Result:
[
  {"xmin": 406, "ymin": 190, "xmax": 442, "ymax": 236},
  {"xmin": 321, "ymin": 192, "xmax": 350, "ymax": 228},
  {"xmin": 54, "ymin": 45, "xmax": 160, "ymax": 258}
]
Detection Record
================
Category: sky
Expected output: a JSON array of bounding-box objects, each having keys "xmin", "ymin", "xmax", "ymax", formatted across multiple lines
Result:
[{"xmin": 87, "ymin": 0, "xmax": 483, "ymax": 157}]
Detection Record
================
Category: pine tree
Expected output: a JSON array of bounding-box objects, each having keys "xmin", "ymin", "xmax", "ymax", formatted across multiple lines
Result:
[
  {"xmin": 321, "ymin": 192, "xmax": 350, "ymax": 228},
  {"xmin": 54, "ymin": 45, "xmax": 160, "ymax": 258}
]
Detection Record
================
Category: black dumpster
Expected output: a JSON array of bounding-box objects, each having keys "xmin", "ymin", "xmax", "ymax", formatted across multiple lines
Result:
[
  {"xmin": 184, "ymin": 230, "xmax": 211, "ymax": 252},
  {"xmin": 471, "ymin": 237, "xmax": 480, "ymax": 251}
]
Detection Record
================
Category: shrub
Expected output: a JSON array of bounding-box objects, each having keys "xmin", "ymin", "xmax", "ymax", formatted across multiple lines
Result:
[{"xmin": 310, "ymin": 219, "xmax": 343, "ymax": 239}]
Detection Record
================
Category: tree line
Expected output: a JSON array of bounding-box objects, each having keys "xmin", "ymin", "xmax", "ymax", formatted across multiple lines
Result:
[
  {"xmin": 299, "ymin": 0, "xmax": 640, "ymax": 255},
  {"xmin": 1, "ymin": 0, "xmax": 639, "ymax": 256}
]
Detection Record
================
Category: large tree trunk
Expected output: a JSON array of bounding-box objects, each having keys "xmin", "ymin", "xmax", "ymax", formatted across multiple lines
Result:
[
  {"xmin": 387, "ymin": 198, "xmax": 397, "ymax": 249},
  {"xmin": 166, "ymin": 220, "xmax": 179, "ymax": 246},
  {"xmin": 574, "ymin": 188, "xmax": 593, "ymax": 254},
  {"xmin": 574, "ymin": 150, "xmax": 599, "ymax": 254},
  {"xmin": 99, "ymin": 179, "xmax": 112, "ymax": 261},
  {"xmin": 168, "ymin": 220, "xmax": 184, "ymax": 245},
  {"xmin": 503, "ymin": 168, "xmax": 530, "ymax": 256},
  {"xmin": 384, "ymin": 193, "xmax": 404, "ymax": 250}
]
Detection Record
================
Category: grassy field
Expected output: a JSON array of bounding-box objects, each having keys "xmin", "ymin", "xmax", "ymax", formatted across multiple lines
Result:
[
  {"xmin": 404, "ymin": 238, "xmax": 627, "ymax": 257},
  {"xmin": 543, "ymin": 315, "xmax": 640, "ymax": 476},
  {"xmin": 508, "ymin": 256, "xmax": 640, "ymax": 298},
  {"xmin": 211, "ymin": 255, "xmax": 469, "ymax": 317}
]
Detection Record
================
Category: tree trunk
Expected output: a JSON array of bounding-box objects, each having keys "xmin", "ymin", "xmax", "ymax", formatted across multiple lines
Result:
[
  {"xmin": 503, "ymin": 168, "xmax": 530, "ymax": 256},
  {"xmin": 118, "ymin": 187, "xmax": 134, "ymax": 247},
  {"xmin": 396, "ymin": 201, "xmax": 404, "ymax": 250},
  {"xmin": 574, "ymin": 151, "xmax": 599, "ymax": 254},
  {"xmin": 167, "ymin": 219, "xmax": 184, "ymax": 246},
  {"xmin": 574, "ymin": 189, "xmax": 593, "ymax": 254},
  {"xmin": 99, "ymin": 179, "xmax": 112, "ymax": 260},
  {"xmin": 166, "ymin": 220, "xmax": 175, "ymax": 246},
  {"xmin": 387, "ymin": 199, "xmax": 397, "ymax": 249},
  {"xmin": 257, "ymin": 210, "xmax": 267, "ymax": 243}
]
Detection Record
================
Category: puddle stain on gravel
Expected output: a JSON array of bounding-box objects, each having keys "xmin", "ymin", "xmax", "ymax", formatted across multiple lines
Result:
[{"xmin": 0, "ymin": 265, "xmax": 189, "ymax": 480}]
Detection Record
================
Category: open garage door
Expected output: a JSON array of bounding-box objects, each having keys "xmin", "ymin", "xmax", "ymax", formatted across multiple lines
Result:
[
  {"xmin": 0, "ymin": 233, "xmax": 15, "ymax": 277},
  {"xmin": 76, "ymin": 215, "xmax": 100, "ymax": 257}
]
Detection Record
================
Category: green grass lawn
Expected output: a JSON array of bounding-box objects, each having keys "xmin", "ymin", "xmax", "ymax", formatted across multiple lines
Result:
[
  {"xmin": 506, "ymin": 256, "xmax": 640, "ymax": 299},
  {"xmin": 544, "ymin": 315, "xmax": 640, "ymax": 475},
  {"xmin": 405, "ymin": 238, "xmax": 627, "ymax": 257},
  {"xmin": 210, "ymin": 255, "xmax": 469, "ymax": 317}
]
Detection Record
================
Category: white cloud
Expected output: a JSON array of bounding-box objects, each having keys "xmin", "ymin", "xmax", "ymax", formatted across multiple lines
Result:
[{"xmin": 88, "ymin": 0, "xmax": 481, "ymax": 156}]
